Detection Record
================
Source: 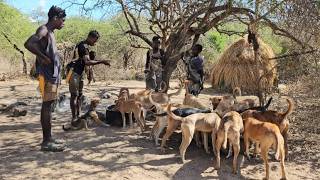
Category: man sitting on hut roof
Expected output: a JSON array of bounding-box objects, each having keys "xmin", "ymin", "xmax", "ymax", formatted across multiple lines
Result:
[{"xmin": 183, "ymin": 44, "xmax": 204, "ymax": 96}]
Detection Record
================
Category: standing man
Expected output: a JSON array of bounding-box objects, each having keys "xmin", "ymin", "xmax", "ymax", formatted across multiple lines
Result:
[
  {"xmin": 144, "ymin": 36, "xmax": 166, "ymax": 91},
  {"xmin": 183, "ymin": 44, "xmax": 204, "ymax": 96},
  {"xmin": 24, "ymin": 6, "xmax": 66, "ymax": 152},
  {"xmin": 68, "ymin": 30, "xmax": 110, "ymax": 123}
]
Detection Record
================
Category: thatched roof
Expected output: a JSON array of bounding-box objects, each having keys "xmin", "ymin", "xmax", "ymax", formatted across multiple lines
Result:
[{"xmin": 210, "ymin": 35, "xmax": 277, "ymax": 93}]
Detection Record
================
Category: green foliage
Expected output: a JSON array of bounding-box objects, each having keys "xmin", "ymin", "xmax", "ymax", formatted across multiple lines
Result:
[{"xmin": 0, "ymin": 2, "xmax": 36, "ymax": 61}]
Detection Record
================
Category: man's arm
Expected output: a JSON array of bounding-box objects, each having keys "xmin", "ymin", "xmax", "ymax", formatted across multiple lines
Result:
[
  {"xmin": 24, "ymin": 26, "xmax": 51, "ymax": 65},
  {"xmin": 83, "ymin": 55, "xmax": 110, "ymax": 66}
]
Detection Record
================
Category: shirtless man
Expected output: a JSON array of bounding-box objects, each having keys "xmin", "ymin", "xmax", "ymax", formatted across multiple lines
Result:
[{"xmin": 24, "ymin": 6, "xmax": 66, "ymax": 152}]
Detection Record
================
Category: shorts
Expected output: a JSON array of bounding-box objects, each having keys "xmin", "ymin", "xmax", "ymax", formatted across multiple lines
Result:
[
  {"xmin": 38, "ymin": 75, "xmax": 59, "ymax": 102},
  {"xmin": 69, "ymin": 72, "xmax": 84, "ymax": 96}
]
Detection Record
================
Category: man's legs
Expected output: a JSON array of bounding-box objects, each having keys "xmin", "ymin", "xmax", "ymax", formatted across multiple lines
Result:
[
  {"xmin": 155, "ymin": 70, "xmax": 162, "ymax": 91},
  {"xmin": 77, "ymin": 80, "xmax": 84, "ymax": 117},
  {"xmin": 69, "ymin": 73, "xmax": 81, "ymax": 121},
  {"xmin": 40, "ymin": 100, "xmax": 54, "ymax": 144},
  {"xmin": 146, "ymin": 71, "xmax": 156, "ymax": 90},
  {"xmin": 40, "ymin": 81, "xmax": 64, "ymax": 152},
  {"xmin": 70, "ymin": 94, "xmax": 78, "ymax": 120}
]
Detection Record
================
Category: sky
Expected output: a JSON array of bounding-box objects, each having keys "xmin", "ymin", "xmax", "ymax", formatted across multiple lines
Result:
[{"xmin": 4, "ymin": 0, "xmax": 119, "ymax": 20}]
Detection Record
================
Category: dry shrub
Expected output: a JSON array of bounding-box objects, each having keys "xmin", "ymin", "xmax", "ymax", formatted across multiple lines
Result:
[{"xmin": 210, "ymin": 35, "xmax": 277, "ymax": 93}]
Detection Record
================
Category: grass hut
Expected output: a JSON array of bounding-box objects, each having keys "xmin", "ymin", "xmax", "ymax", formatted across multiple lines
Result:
[{"xmin": 210, "ymin": 35, "xmax": 277, "ymax": 93}]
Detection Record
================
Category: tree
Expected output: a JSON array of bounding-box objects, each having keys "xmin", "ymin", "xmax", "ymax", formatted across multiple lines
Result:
[{"xmin": 69, "ymin": 0, "xmax": 317, "ymax": 92}]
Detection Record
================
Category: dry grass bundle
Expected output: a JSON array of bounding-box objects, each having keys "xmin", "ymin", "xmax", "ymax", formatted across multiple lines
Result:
[{"xmin": 210, "ymin": 35, "xmax": 277, "ymax": 93}]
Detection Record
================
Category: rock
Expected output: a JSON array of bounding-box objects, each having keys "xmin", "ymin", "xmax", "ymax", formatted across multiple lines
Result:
[{"xmin": 12, "ymin": 107, "xmax": 27, "ymax": 117}]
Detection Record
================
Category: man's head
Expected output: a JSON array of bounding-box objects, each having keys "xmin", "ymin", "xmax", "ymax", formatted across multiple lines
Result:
[
  {"xmin": 89, "ymin": 51, "xmax": 96, "ymax": 60},
  {"xmin": 191, "ymin": 44, "xmax": 203, "ymax": 56},
  {"xmin": 152, "ymin": 36, "xmax": 161, "ymax": 50},
  {"xmin": 87, "ymin": 30, "xmax": 100, "ymax": 46},
  {"xmin": 48, "ymin": 6, "xmax": 66, "ymax": 30}
]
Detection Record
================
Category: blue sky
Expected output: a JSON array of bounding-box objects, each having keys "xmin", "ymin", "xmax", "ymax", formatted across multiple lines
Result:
[{"xmin": 5, "ymin": 0, "xmax": 119, "ymax": 20}]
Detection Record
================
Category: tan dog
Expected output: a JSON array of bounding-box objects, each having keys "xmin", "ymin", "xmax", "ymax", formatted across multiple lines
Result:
[
  {"xmin": 118, "ymin": 87, "xmax": 130, "ymax": 100},
  {"xmin": 183, "ymin": 80, "xmax": 207, "ymax": 110},
  {"xmin": 241, "ymin": 97, "xmax": 293, "ymax": 158},
  {"xmin": 148, "ymin": 92, "xmax": 188, "ymax": 145},
  {"xmin": 130, "ymin": 86, "xmax": 182, "ymax": 108},
  {"xmin": 63, "ymin": 98, "xmax": 109, "ymax": 131},
  {"xmin": 114, "ymin": 98, "xmax": 145, "ymax": 131},
  {"xmin": 233, "ymin": 87, "xmax": 256, "ymax": 109},
  {"xmin": 183, "ymin": 80, "xmax": 209, "ymax": 151},
  {"xmin": 166, "ymin": 104, "xmax": 221, "ymax": 164},
  {"xmin": 243, "ymin": 117, "xmax": 287, "ymax": 180},
  {"xmin": 216, "ymin": 111, "xmax": 243, "ymax": 174}
]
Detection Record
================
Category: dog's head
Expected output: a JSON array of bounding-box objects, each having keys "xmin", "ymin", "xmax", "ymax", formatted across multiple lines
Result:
[
  {"xmin": 90, "ymin": 98, "xmax": 100, "ymax": 109},
  {"xmin": 209, "ymin": 96, "xmax": 223, "ymax": 110}
]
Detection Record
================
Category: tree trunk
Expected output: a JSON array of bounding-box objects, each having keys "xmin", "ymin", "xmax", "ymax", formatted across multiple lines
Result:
[
  {"xmin": 22, "ymin": 54, "xmax": 27, "ymax": 74},
  {"xmin": 162, "ymin": 56, "xmax": 181, "ymax": 92}
]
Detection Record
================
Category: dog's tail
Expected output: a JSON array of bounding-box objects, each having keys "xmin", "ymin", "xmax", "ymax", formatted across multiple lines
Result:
[
  {"xmin": 157, "ymin": 81, "xmax": 167, "ymax": 93},
  {"xmin": 148, "ymin": 92, "xmax": 162, "ymax": 109},
  {"xmin": 167, "ymin": 104, "xmax": 184, "ymax": 121},
  {"xmin": 275, "ymin": 131, "xmax": 285, "ymax": 160},
  {"xmin": 233, "ymin": 87, "xmax": 241, "ymax": 98},
  {"xmin": 168, "ymin": 85, "xmax": 183, "ymax": 98},
  {"xmin": 222, "ymin": 121, "xmax": 231, "ymax": 149},
  {"xmin": 153, "ymin": 112, "xmax": 168, "ymax": 117},
  {"xmin": 263, "ymin": 97, "xmax": 273, "ymax": 111},
  {"xmin": 281, "ymin": 97, "xmax": 294, "ymax": 121}
]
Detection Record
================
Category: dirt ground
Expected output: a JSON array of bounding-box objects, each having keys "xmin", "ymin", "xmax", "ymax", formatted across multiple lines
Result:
[{"xmin": 0, "ymin": 79, "xmax": 319, "ymax": 180}]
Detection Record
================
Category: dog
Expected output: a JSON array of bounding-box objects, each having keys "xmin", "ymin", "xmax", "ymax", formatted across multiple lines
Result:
[
  {"xmin": 243, "ymin": 117, "xmax": 287, "ymax": 180},
  {"xmin": 183, "ymin": 80, "xmax": 212, "ymax": 151},
  {"xmin": 148, "ymin": 92, "xmax": 211, "ymax": 146},
  {"xmin": 183, "ymin": 80, "xmax": 207, "ymax": 110},
  {"xmin": 155, "ymin": 107, "xmax": 212, "ymax": 152},
  {"xmin": 63, "ymin": 98, "xmax": 109, "ymax": 131},
  {"xmin": 118, "ymin": 87, "xmax": 130, "ymax": 100},
  {"xmin": 216, "ymin": 111, "xmax": 243, "ymax": 174},
  {"xmin": 129, "ymin": 86, "xmax": 182, "ymax": 120},
  {"xmin": 233, "ymin": 87, "xmax": 256, "ymax": 109},
  {"xmin": 166, "ymin": 104, "xmax": 221, "ymax": 164},
  {"xmin": 129, "ymin": 86, "xmax": 182, "ymax": 108},
  {"xmin": 241, "ymin": 97, "xmax": 293, "ymax": 158},
  {"xmin": 114, "ymin": 98, "xmax": 145, "ymax": 131},
  {"xmin": 148, "ymin": 92, "xmax": 186, "ymax": 145}
]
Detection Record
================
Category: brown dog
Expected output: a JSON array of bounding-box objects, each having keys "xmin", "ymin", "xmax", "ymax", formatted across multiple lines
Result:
[
  {"xmin": 216, "ymin": 111, "xmax": 243, "ymax": 174},
  {"xmin": 166, "ymin": 104, "xmax": 221, "ymax": 164},
  {"xmin": 118, "ymin": 87, "xmax": 130, "ymax": 100},
  {"xmin": 243, "ymin": 117, "xmax": 287, "ymax": 180},
  {"xmin": 241, "ymin": 97, "xmax": 294, "ymax": 158},
  {"xmin": 114, "ymin": 98, "xmax": 145, "ymax": 131},
  {"xmin": 63, "ymin": 98, "xmax": 109, "ymax": 131}
]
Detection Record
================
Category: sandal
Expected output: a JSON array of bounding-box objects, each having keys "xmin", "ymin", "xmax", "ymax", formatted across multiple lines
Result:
[
  {"xmin": 49, "ymin": 138, "xmax": 65, "ymax": 144},
  {"xmin": 41, "ymin": 142, "xmax": 65, "ymax": 152}
]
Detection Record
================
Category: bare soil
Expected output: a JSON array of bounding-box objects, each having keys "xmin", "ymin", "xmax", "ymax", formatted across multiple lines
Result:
[{"xmin": 0, "ymin": 79, "xmax": 319, "ymax": 180}]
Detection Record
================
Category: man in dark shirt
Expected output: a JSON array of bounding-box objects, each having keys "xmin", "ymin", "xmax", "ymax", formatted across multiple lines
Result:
[
  {"xmin": 144, "ymin": 36, "xmax": 166, "ymax": 91},
  {"xmin": 24, "ymin": 6, "xmax": 66, "ymax": 152},
  {"xmin": 68, "ymin": 30, "xmax": 110, "ymax": 122},
  {"xmin": 184, "ymin": 44, "xmax": 204, "ymax": 96}
]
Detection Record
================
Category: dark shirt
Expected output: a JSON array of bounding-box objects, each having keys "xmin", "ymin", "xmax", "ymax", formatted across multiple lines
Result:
[
  {"xmin": 73, "ymin": 41, "xmax": 89, "ymax": 75},
  {"xmin": 187, "ymin": 55, "xmax": 204, "ymax": 83},
  {"xmin": 35, "ymin": 25, "xmax": 60, "ymax": 84},
  {"xmin": 145, "ymin": 49, "xmax": 166, "ymax": 69}
]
